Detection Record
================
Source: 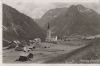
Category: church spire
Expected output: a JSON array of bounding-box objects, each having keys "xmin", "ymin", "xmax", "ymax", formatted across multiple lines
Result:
[{"xmin": 46, "ymin": 22, "xmax": 51, "ymax": 42}]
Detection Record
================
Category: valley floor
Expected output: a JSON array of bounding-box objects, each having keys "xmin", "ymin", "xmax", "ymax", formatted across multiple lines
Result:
[{"xmin": 3, "ymin": 39, "xmax": 98, "ymax": 64}]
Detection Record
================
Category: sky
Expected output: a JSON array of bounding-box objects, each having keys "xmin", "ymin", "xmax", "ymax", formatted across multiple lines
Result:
[
  {"xmin": 2, "ymin": 0, "xmax": 100, "ymax": 4},
  {"xmin": 2, "ymin": 0, "xmax": 100, "ymax": 19}
]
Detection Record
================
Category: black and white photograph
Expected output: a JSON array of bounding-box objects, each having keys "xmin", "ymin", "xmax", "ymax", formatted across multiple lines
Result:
[{"xmin": 2, "ymin": 0, "xmax": 100, "ymax": 64}]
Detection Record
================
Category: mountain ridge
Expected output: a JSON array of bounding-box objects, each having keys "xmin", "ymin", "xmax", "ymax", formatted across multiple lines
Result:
[
  {"xmin": 37, "ymin": 4, "xmax": 100, "ymax": 38},
  {"xmin": 3, "ymin": 4, "xmax": 46, "ymax": 41}
]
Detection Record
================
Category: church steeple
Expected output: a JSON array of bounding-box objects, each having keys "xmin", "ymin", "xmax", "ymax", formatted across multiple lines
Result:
[{"xmin": 46, "ymin": 22, "xmax": 51, "ymax": 42}]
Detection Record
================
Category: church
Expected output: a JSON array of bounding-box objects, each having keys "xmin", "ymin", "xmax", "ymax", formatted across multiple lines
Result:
[{"xmin": 45, "ymin": 23, "xmax": 58, "ymax": 42}]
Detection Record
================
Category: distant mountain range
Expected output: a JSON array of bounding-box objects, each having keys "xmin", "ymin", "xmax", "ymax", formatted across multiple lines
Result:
[
  {"xmin": 3, "ymin": 4, "xmax": 46, "ymax": 41},
  {"xmin": 37, "ymin": 4, "xmax": 100, "ymax": 38}
]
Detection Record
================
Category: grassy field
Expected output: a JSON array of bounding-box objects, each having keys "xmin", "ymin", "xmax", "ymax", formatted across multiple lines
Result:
[
  {"xmin": 43, "ymin": 39, "xmax": 100, "ymax": 63},
  {"xmin": 3, "ymin": 39, "xmax": 90, "ymax": 63}
]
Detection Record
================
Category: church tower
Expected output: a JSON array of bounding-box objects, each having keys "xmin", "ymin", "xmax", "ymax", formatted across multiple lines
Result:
[{"xmin": 46, "ymin": 22, "xmax": 51, "ymax": 42}]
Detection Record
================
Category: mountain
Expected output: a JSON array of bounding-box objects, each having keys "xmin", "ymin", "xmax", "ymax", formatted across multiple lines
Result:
[
  {"xmin": 36, "ymin": 7, "xmax": 68, "ymax": 28},
  {"xmin": 43, "ymin": 5, "xmax": 100, "ymax": 38},
  {"xmin": 3, "ymin": 4, "xmax": 46, "ymax": 41}
]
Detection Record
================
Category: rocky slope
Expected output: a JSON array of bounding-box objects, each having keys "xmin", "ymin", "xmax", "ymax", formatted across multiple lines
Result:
[
  {"xmin": 3, "ymin": 4, "xmax": 46, "ymax": 41},
  {"xmin": 36, "ymin": 7, "xmax": 68, "ymax": 28}
]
